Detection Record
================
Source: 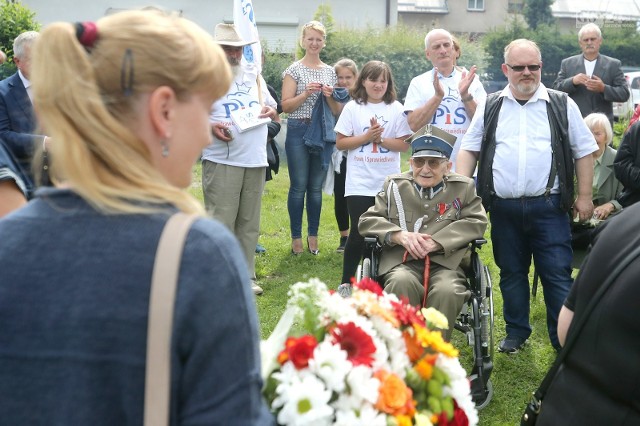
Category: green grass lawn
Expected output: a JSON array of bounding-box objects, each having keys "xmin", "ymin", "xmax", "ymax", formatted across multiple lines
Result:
[{"xmin": 190, "ymin": 160, "xmax": 560, "ymax": 425}]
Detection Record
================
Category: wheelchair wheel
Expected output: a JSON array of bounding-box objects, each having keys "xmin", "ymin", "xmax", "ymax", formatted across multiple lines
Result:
[
  {"xmin": 470, "ymin": 375, "xmax": 493, "ymax": 410},
  {"xmin": 480, "ymin": 264, "xmax": 494, "ymax": 359}
]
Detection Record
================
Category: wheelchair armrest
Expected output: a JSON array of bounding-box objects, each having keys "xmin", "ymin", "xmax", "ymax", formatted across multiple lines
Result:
[
  {"xmin": 469, "ymin": 238, "xmax": 487, "ymax": 254},
  {"xmin": 364, "ymin": 236, "xmax": 380, "ymax": 245},
  {"xmin": 472, "ymin": 238, "xmax": 487, "ymax": 248},
  {"xmin": 363, "ymin": 236, "xmax": 383, "ymax": 255}
]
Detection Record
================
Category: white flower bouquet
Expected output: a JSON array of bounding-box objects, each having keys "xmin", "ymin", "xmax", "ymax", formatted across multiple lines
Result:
[{"xmin": 261, "ymin": 278, "xmax": 478, "ymax": 426}]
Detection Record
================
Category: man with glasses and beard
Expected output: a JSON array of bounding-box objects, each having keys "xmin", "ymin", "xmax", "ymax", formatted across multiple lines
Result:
[
  {"xmin": 457, "ymin": 39, "xmax": 598, "ymax": 354},
  {"xmin": 203, "ymin": 24, "xmax": 279, "ymax": 296},
  {"xmin": 358, "ymin": 126, "xmax": 487, "ymax": 341}
]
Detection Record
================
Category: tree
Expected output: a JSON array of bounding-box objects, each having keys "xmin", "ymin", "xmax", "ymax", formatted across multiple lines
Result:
[
  {"xmin": 0, "ymin": 0, "xmax": 41, "ymax": 78},
  {"xmin": 310, "ymin": 3, "xmax": 335, "ymax": 64},
  {"xmin": 523, "ymin": 0, "xmax": 554, "ymax": 30}
]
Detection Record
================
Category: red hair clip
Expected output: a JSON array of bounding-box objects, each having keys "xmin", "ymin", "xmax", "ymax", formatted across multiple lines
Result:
[{"xmin": 75, "ymin": 22, "xmax": 98, "ymax": 49}]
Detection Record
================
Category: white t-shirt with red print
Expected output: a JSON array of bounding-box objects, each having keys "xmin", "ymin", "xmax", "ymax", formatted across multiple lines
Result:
[{"xmin": 335, "ymin": 100, "xmax": 412, "ymax": 197}]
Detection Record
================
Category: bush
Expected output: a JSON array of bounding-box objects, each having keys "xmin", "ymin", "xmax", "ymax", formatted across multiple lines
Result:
[
  {"xmin": 262, "ymin": 40, "xmax": 295, "ymax": 99},
  {"xmin": 481, "ymin": 20, "xmax": 640, "ymax": 87},
  {"xmin": 261, "ymin": 11, "xmax": 489, "ymax": 103},
  {"xmin": 0, "ymin": 0, "xmax": 40, "ymax": 79}
]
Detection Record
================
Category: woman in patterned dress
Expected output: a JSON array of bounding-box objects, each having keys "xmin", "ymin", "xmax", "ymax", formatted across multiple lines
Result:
[{"xmin": 281, "ymin": 20, "xmax": 340, "ymax": 255}]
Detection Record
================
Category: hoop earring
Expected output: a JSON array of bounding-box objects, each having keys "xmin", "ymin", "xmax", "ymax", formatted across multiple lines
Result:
[{"xmin": 161, "ymin": 139, "xmax": 169, "ymax": 158}]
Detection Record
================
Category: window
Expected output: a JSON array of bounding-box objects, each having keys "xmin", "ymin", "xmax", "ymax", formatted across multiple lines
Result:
[{"xmin": 468, "ymin": 0, "xmax": 484, "ymax": 11}]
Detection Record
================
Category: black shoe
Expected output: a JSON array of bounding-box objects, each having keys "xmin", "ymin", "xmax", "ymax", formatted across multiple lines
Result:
[
  {"xmin": 307, "ymin": 237, "xmax": 319, "ymax": 255},
  {"xmin": 498, "ymin": 336, "xmax": 527, "ymax": 354},
  {"xmin": 336, "ymin": 236, "xmax": 348, "ymax": 253}
]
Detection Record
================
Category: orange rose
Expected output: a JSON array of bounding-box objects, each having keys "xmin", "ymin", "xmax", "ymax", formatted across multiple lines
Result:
[
  {"xmin": 403, "ymin": 330, "xmax": 424, "ymax": 362},
  {"xmin": 414, "ymin": 357, "xmax": 434, "ymax": 380},
  {"xmin": 374, "ymin": 370, "xmax": 416, "ymax": 417}
]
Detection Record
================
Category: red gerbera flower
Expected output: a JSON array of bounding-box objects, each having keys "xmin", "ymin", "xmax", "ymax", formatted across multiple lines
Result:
[
  {"xmin": 390, "ymin": 299, "xmax": 425, "ymax": 327},
  {"xmin": 331, "ymin": 322, "xmax": 377, "ymax": 367},
  {"xmin": 277, "ymin": 335, "xmax": 318, "ymax": 369},
  {"xmin": 437, "ymin": 400, "xmax": 469, "ymax": 426},
  {"xmin": 352, "ymin": 277, "xmax": 384, "ymax": 296},
  {"xmin": 450, "ymin": 400, "xmax": 470, "ymax": 426}
]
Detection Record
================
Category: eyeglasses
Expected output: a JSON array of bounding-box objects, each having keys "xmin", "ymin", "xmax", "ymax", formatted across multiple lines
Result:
[
  {"xmin": 412, "ymin": 157, "xmax": 447, "ymax": 169},
  {"xmin": 506, "ymin": 64, "xmax": 541, "ymax": 72}
]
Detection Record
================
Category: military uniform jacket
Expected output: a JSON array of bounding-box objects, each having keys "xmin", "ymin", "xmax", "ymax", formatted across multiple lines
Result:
[{"xmin": 358, "ymin": 171, "xmax": 487, "ymax": 276}]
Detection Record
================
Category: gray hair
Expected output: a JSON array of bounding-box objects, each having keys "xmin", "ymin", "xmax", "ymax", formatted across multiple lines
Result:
[
  {"xmin": 424, "ymin": 28, "xmax": 453, "ymax": 50},
  {"xmin": 13, "ymin": 31, "xmax": 40, "ymax": 59},
  {"xmin": 584, "ymin": 113, "xmax": 613, "ymax": 145},
  {"xmin": 578, "ymin": 23, "xmax": 602, "ymax": 40},
  {"xmin": 503, "ymin": 38, "xmax": 541, "ymax": 63}
]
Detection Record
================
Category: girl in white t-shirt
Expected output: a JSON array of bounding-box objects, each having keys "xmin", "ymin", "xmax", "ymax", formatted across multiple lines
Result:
[
  {"xmin": 334, "ymin": 60, "xmax": 412, "ymax": 285},
  {"xmin": 332, "ymin": 58, "xmax": 358, "ymax": 253}
]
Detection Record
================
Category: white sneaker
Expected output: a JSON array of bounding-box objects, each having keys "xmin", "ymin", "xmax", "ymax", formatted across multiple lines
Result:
[{"xmin": 251, "ymin": 281, "xmax": 264, "ymax": 295}]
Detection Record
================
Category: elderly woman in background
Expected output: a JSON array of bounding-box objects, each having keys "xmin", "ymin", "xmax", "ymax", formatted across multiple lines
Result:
[
  {"xmin": 0, "ymin": 10, "xmax": 273, "ymax": 424},
  {"xmin": 281, "ymin": 20, "xmax": 339, "ymax": 255},
  {"xmin": 572, "ymin": 112, "xmax": 623, "ymax": 249}
]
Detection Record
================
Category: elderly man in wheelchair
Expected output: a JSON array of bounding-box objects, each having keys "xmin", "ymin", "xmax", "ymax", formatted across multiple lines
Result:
[{"xmin": 357, "ymin": 125, "xmax": 488, "ymax": 341}]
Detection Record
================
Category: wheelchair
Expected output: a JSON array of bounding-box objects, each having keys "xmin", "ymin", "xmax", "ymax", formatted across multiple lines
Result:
[{"xmin": 356, "ymin": 237, "xmax": 494, "ymax": 409}]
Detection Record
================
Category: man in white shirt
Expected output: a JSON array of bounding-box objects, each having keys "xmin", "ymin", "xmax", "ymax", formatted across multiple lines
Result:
[
  {"xmin": 203, "ymin": 24, "xmax": 279, "ymax": 295},
  {"xmin": 552, "ymin": 23, "xmax": 629, "ymax": 125},
  {"xmin": 404, "ymin": 28, "xmax": 486, "ymax": 170},
  {"xmin": 457, "ymin": 39, "xmax": 598, "ymax": 353}
]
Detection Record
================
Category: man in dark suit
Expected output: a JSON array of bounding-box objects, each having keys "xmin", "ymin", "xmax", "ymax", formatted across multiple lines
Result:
[
  {"xmin": 553, "ymin": 23, "xmax": 629, "ymax": 125},
  {"xmin": 0, "ymin": 31, "xmax": 47, "ymax": 190}
]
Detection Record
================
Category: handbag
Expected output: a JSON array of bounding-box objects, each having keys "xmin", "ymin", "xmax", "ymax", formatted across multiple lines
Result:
[
  {"xmin": 144, "ymin": 212, "xmax": 197, "ymax": 426},
  {"xmin": 520, "ymin": 244, "xmax": 640, "ymax": 425}
]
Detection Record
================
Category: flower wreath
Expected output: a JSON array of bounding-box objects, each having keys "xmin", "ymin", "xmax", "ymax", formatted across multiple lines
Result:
[{"xmin": 261, "ymin": 278, "xmax": 478, "ymax": 426}]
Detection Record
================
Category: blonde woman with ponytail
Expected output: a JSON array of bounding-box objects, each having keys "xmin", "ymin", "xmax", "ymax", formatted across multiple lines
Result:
[{"xmin": 0, "ymin": 10, "xmax": 273, "ymax": 424}]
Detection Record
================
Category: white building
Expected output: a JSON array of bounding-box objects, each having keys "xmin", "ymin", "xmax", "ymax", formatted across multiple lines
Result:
[{"xmin": 21, "ymin": 0, "xmax": 399, "ymax": 51}]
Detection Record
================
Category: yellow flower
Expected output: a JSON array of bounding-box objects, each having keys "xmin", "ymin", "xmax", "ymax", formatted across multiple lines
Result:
[
  {"xmin": 430, "ymin": 336, "xmax": 459, "ymax": 358},
  {"xmin": 413, "ymin": 324, "xmax": 459, "ymax": 358},
  {"xmin": 415, "ymin": 412, "xmax": 434, "ymax": 426},
  {"xmin": 421, "ymin": 307, "xmax": 449, "ymax": 330},
  {"xmin": 396, "ymin": 414, "xmax": 412, "ymax": 426}
]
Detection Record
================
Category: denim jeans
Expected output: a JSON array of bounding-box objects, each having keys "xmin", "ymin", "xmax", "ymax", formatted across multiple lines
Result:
[
  {"xmin": 490, "ymin": 194, "xmax": 573, "ymax": 348},
  {"xmin": 285, "ymin": 119, "xmax": 324, "ymax": 238}
]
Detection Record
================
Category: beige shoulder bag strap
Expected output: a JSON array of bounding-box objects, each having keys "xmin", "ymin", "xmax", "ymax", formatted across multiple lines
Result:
[{"xmin": 144, "ymin": 212, "xmax": 198, "ymax": 426}]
